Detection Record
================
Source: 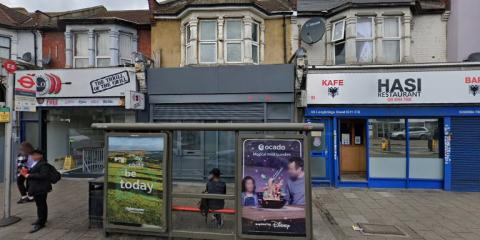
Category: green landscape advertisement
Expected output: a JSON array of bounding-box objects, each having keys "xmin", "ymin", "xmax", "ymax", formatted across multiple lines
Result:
[{"xmin": 106, "ymin": 134, "xmax": 165, "ymax": 230}]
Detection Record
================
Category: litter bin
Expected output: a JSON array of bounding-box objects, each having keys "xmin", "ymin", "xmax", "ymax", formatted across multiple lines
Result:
[{"xmin": 89, "ymin": 177, "xmax": 104, "ymax": 228}]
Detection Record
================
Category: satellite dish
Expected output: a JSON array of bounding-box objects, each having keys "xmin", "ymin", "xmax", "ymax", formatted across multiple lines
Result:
[
  {"xmin": 300, "ymin": 17, "xmax": 326, "ymax": 45},
  {"xmin": 21, "ymin": 52, "xmax": 32, "ymax": 62},
  {"xmin": 465, "ymin": 52, "xmax": 480, "ymax": 62}
]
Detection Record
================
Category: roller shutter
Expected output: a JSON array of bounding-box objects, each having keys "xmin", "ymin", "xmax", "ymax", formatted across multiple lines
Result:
[
  {"xmin": 451, "ymin": 117, "xmax": 480, "ymax": 191},
  {"xmin": 152, "ymin": 103, "xmax": 265, "ymax": 121}
]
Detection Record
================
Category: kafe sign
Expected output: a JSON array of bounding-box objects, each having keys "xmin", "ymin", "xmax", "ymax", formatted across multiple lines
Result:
[
  {"xmin": 307, "ymin": 70, "xmax": 480, "ymax": 104},
  {"xmin": 16, "ymin": 67, "xmax": 136, "ymax": 98}
]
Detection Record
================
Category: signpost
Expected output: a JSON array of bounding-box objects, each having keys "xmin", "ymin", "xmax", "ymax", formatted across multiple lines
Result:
[{"xmin": 0, "ymin": 60, "xmax": 21, "ymax": 227}]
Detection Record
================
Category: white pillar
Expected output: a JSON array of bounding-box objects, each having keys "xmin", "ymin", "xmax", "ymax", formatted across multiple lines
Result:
[
  {"xmin": 189, "ymin": 18, "xmax": 198, "ymax": 64},
  {"xmin": 180, "ymin": 24, "xmax": 185, "ymax": 66},
  {"xmin": 325, "ymin": 23, "xmax": 332, "ymax": 65},
  {"xmin": 375, "ymin": 16, "xmax": 384, "ymax": 63},
  {"xmin": 110, "ymin": 29, "xmax": 120, "ymax": 66},
  {"xmin": 88, "ymin": 30, "xmax": 95, "ymax": 67},
  {"xmin": 345, "ymin": 16, "xmax": 357, "ymax": 64},
  {"xmin": 217, "ymin": 17, "xmax": 225, "ymax": 64},
  {"xmin": 243, "ymin": 16, "xmax": 253, "ymax": 64},
  {"xmin": 260, "ymin": 23, "xmax": 265, "ymax": 63},
  {"xmin": 65, "ymin": 31, "xmax": 72, "ymax": 68},
  {"xmin": 402, "ymin": 15, "xmax": 412, "ymax": 63}
]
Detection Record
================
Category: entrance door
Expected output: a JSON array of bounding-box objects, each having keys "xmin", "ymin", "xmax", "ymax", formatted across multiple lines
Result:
[
  {"xmin": 309, "ymin": 119, "xmax": 331, "ymax": 185},
  {"xmin": 339, "ymin": 119, "xmax": 367, "ymax": 181}
]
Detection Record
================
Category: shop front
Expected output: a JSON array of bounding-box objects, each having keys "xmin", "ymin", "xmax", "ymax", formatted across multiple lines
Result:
[
  {"xmin": 16, "ymin": 67, "xmax": 141, "ymax": 174},
  {"xmin": 306, "ymin": 66, "xmax": 480, "ymax": 191},
  {"xmin": 147, "ymin": 64, "xmax": 295, "ymax": 181}
]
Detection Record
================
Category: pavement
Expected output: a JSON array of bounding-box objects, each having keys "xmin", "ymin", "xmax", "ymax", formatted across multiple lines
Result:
[{"xmin": 0, "ymin": 179, "xmax": 479, "ymax": 240}]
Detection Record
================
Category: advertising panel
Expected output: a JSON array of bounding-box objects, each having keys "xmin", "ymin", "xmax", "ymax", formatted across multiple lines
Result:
[
  {"xmin": 106, "ymin": 134, "xmax": 166, "ymax": 231},
  {"xmin": 16, "ymin": 67, "xmax": 136, "ymax": 98},
  {"xmin": 307, "ymin": 70, "xmax": 480, "ymax": 104},
  {"xmin": 241, "ymin": 138, "xmax": 306, "ymax": 237}
]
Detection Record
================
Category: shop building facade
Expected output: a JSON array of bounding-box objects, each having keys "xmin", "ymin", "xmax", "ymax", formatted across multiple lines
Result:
[{"xmin": 305, "ymin": 64, "xmax": 480, "ymax": 191}]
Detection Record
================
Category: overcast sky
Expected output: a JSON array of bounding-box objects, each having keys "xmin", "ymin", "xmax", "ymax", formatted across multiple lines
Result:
[{"xmin": 0, "ymin": 0, "xmax": 150, "ymax": 11}]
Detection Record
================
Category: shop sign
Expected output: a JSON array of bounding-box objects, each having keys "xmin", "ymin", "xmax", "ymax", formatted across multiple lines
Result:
[
  {"xmin": 241, "ymin": 138, "xmax": 306, "ymax": 237},
  {"xmin": 106, "ymin": 134, "xmax": 167, "ymax": 232},
  {"xmin": 0, "ymin": 107, "xmax": 10, "ymax": 123},
  {"xmin": 307, "ymin": 70, "xmax": 480, "ymax": 104},
  {"xmin": 125, "ymin": 91, "xmax": 145, "ymax": 110},
  {"xmin": 36, "ymin": 98, "xmax": 124, "ymax": 107},
  {"xmin": 15, "ymin": 74, "xmax": 38, "ymax": 112},
  {"xmin": 16, "ymin": 67, "xmax": 136, "ymax": 98},
  {"xmin": 2, "ymin": 60, "xmax": 17, "ymax": 74}
]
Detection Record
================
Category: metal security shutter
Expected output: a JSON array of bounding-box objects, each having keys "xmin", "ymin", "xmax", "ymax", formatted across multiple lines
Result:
[
  {"xmin": 451, "ymin": 117, "xmax": 480, "ymax": 191},
  {"xmin": 152, "ymin": 103, "xmax": 265, "ymax": 121}
]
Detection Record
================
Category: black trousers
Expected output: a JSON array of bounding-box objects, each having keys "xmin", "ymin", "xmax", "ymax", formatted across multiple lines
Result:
[
  {"xmin": 17, "ymin": 175, "xmax": 28, "ymax": 196},
  {"xmin": 34, "ymin": 193, "xmax": 48, "ymax": 226}
]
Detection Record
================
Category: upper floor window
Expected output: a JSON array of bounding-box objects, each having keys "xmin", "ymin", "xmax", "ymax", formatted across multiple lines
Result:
[
  {"xmin": 252, "ymin": 22, "xmax": 260, "ymax": 64},
  {"xmin": 199, "ymin": 20, "xmax": 217, "ymax": 64},
  {"xmin": 383, "ymin": 17, "xmax": 401, "ymax": 63},
  {"xmin": 332, "ymin": 20, "xmax": 346, "ymax": 65},
  {"xmin": 119, "ymin": 33, "xmax": 133, "ymax": 65},
  {"xmin": 356, "ymin": 17, "xmax": 374, "ymax": 63},
  {"xmin": 95, "ymin": 31, "xmax": 110, "ymax": 67},
  {"xmin": 0, "ymin": 36, "xmax": 11, "ymax": 59},
  {"xmin": 225, "ymin": 19, "xmax": 242, "ymax": 63},
  {"xmin": 73, "ymin": 32, "xmax": 89, "ymax": 68}
]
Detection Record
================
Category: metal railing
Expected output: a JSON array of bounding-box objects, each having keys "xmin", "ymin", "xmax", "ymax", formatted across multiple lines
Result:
[{"xmin": 82, "ymin": 147, "xmax": 104, "ymax": 173}]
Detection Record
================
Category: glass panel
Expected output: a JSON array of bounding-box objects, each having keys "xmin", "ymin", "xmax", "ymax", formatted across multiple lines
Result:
[
  {"xmin": 119, "ymin": 33, "xmax": 132, "ymax": 61},
  {"xmin": 335, "ymin": 42, "xmax": 345, "ymax": 65},
  {"xmin": 185, "ymin": 25, "xmax": 191, "ymax": 42},
  {"xmin": 0, "ymin": 48, "xmax": 9, "ymax": 59},
  {"xmin": 25, "ymin": 122, "xmax": 39, "ymax": 149},
  {"xmin": 74, "ymin": 58, "xmax": 89, "ymax": 68},
  {"xmin": 252, "ymin": 45, "xmax": 259, "ymax": 64},
  {"xmin": 368, "ymin": 119, "xmax": 406, "ymax": 178},
  {"xmin": 96, "ymin": 31, "xmax": 109, "ymax": 56},
  {"xmin": 200, "ymin": 21, "xmax": 216, "ymax": 41},
  {"xmin": 332, "ymin": 20, "xmax": 345, "ymax": 41},
  {"xmin": 186, "ymin": 45, "xmax": 194, "ymax": 64},
  {"xmin": 0, "ymin": 36, "xmax": 9, "ymax": 47},
  {"xmin": 74, "ymin": 33, "xmax": 88, "ymax": 57},
  {"xmin": 218, "ymin": 131, "xmax": 235, "ymax": 178},
  {"xmin": 199, "ymin": 43, "xmax": 216, "ymax": 63},
  {"xmin": 97, "ymin": 58, "xmax": 110, "ymax": 67},
  {"xmin": 252, "ymin": 23, "xmax": 259, "ymax": 42},
  {"xmin": 356, "ymin": 17, "xmax": 372, "ymax": 38},
  {"xmin": 226, "ymin": 20, "xmax": 241, "ymax": 40},
  {"xmin": 356, "ymin": 41, "xmax": 373, "ymax": 63},
  {"xmin": 267, "ymin": 103, "xmax": 290, "ymax": 120},
  {"xmin": 408, "ymin": 119, "xmax": 443, "ymax": 180},
  {"xmin": 226, "ymin": 43, "xmax": 241, "ymax": 62},
  {"xmin": 384, "ymin": 17, "xmax": 400, "ymax": 38},
  {"xmin": 311, "ymin": 156, "xmax": 326, "ymax": 178},
  {"xmin": 383, "ymin": 40, "xmax": 400, "ymax": 63}
]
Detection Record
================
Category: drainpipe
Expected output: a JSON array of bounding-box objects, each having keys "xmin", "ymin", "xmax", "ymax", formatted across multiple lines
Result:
[
  {"xmin": 283, "ymin": 16, "xmax": 287, "ymax": 63},
  {"xmin": 31, "ymin": 29, "xmax": 38, "ymax": 67}
]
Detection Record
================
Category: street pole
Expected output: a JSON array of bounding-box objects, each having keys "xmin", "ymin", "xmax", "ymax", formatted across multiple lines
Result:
[{"xmin": 0, "ymin": 71, "xmax": 21, "ymax": 227}]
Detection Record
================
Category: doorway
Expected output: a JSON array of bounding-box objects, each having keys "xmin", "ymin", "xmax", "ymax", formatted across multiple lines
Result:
[{"xmin": 339, "ymin": 119, "xmax": 367, "ymax": 181}]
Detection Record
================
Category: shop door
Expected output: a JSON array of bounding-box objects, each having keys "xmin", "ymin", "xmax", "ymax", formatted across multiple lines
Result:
[
  {"xmin": 339, "ymin": 119, "xmax": 367, "ymax": 181},
  {"xmin": 451, "ymin": 117, "xmax": 480, "ymax": 191},
  {"xmin": 309, "ymin": 119, "xmax": 332, "ymax": 185}
]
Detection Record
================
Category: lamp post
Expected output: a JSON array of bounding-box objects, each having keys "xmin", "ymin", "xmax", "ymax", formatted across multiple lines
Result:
[{"xmin": 0, "ymin": 60, "xmax": 21, "ymax": 227}]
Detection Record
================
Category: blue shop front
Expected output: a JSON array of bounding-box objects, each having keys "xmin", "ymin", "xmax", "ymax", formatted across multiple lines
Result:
[{"xmin": 305, "ymin": 66, "xmax": 480, "ymax": 191}]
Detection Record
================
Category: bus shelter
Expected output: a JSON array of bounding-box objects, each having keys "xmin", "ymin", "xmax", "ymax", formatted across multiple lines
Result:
[{"xmin": 91, "ymin": 123, "xmax": 324, "ymax": 240}]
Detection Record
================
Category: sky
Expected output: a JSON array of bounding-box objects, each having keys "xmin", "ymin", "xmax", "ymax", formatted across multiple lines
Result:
[{"xmin": 0, "ymin": 0, "xmax": 150, "ymax": 11}]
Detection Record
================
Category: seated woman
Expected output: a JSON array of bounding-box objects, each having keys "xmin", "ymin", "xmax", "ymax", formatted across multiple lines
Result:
[{"xmin": 241, "ymin": 176, "xmax": 258, "ymax": 207}]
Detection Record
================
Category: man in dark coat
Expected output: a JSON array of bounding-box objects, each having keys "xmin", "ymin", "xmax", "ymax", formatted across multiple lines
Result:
[
  {"xmin": 205, "ymin": 168, "xmax": 226, "ymax": 227},
  {"xmin": 20, "ymin": 149, "xmax": 52, "ymax": 233}
]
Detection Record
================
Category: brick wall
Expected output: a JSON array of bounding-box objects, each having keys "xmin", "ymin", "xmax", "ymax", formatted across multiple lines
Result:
[
  {"xmin": 137, "ymin": 28, "xmax": 151, "ymax": 58},
  {"xmin": 42, "ymin": 31, "xmax": 66, "ymax": 69}
]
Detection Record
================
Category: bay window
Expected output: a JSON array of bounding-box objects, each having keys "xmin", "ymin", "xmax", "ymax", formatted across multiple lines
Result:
[
  {"xmin": 73, "ymin": 32, "xmax": 89, "ymax": 68},
  {"xmin": 383, "ymin": 16, "xmax": 401, "ymax": 63},
  {"xmin": 185, "ymin": 24, "xmax": 194, "ymax": 65},
  {"xmin": 0, "ymin": 36, "xmax": 11, "ymax": 59},
  {"xmin": 199, "ymin": 20, "xmax": 217, "ymax": 64},
  {"xmin": 332, "ymin": 19, "xmax": 346, "ymax": 65},
  {"xmin": 225, "ymin": 19, "xmax": 242, "ymax": 63},
  {"xmin": 95, "ymin": 31, "xmax": 110, "ymax": 67},
  {"xmin": 119, "ymin": 33, "xmax": 133, "ymax": 65},
  {"xmin": 251, "ymin": 22, "xmax": 260, "ymax": 64},
  {"xmin": 356, "ymin": 17, "xmax": 374, "ymax": 63}
]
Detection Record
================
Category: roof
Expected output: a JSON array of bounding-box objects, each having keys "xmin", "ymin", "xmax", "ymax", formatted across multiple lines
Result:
[
  {"xmin": 297, "ymin": 0, "xmax": 447, "ymax": 14},
  {"xmin": 59, "ymin": 10, "xmax": 151, "ymax": 26},
  {"xmin": 149, "ymin": 0, "xmax": 292, "ymax": 16},
  {"xmin": 0, "ymin": 3, "xmax": 36, "ymax": 29}
]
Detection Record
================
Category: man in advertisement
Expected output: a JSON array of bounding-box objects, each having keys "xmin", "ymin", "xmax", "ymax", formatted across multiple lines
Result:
[{"xmin": 284, "ymin": 157, "xmax": 305, "ymax": 205}]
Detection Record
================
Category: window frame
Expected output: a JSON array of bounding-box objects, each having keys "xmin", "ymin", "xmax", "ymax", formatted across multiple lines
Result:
[
  {"xmin": 118, "ymin": 32, "xmax": 133, "ymax": 65},
  {"xmin": 251, "ymin": 21, "xmax": 260, "ymax": 64},
  {"xmin": 95, "ymin": 31, "xmax": 111, "ymax": 67},
  {"xmin": 383, "ymin": 16, "xmax": 402, "ymax": 63},
  {"xmin": 198, "ymin": 19, "xmax": 218, "ymax": 64},
  {"xmin": 355, "ymin": 16, "xmax": 375, "ymax": 63},
  {"xmin": 224, "ymin": 19, "xmax": 244, "ymax": 64},
  {"xmin": 331, "ymin": 19, "xmax": 346, "ymax": 42},
  {"xmin": 0, "ymin": 36, "xmax": 11, "ymax": 59},
  {"xmin": 72, "ymin": 32, "xmax": 89, "ymax": 68},
  {"xmin": 185, "ymin": 23, "xmax": 193, "ymax": 65}
]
